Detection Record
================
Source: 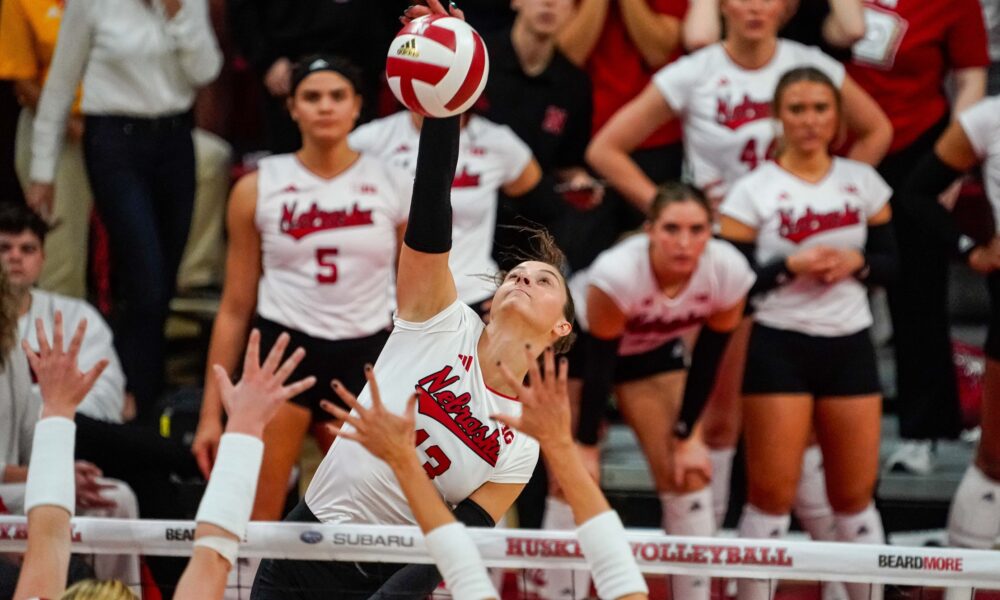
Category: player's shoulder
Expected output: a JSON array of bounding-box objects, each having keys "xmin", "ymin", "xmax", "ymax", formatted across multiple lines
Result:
[
  {"xmin": 705, "ymin": 237, "xmax": 749, "ymax": 266},
  {"xmin": 830, "ymin": 156, "xmax": 880, "ymax": 181},
  {"xmin": 393, "ymin": 300, "xmax": 484, "ymax": 335},
  {"xmin": 660, "ymin": 43, "xmax": 725, "ymax": 76},
  {"xmin": 467, "ymin": 114, "xmax": 520, "ymax": 144}
]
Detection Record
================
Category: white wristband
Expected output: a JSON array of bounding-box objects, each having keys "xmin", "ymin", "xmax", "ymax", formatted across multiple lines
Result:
[
  {"xmin": 194, "ymin": 535, "xmax": 239, "ymax": 566},
  {"xmin": 24, "ymin": 417, "xmax": 77, "ymax": 515},
  {"xmin": 424, "ymin": 522, "xmax": 497, "ymax": 600},
  {"xmin": 577, "ymin": 511, "xmax": 648, "ymax": 600},
  {"xmin": 195, "ymin": 433, "xmax": 264, "ymax": 538}
]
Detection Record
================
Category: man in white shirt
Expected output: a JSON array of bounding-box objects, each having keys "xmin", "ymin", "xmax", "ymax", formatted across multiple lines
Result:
[{"xmin": 0, "ymin": 204, "xmax": 126, "ymax": 423}]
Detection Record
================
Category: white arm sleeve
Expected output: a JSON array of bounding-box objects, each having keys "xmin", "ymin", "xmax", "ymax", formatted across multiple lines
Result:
[{"xmin": 30, "ymin": 0, "xmax": 93, "ymax": 183}]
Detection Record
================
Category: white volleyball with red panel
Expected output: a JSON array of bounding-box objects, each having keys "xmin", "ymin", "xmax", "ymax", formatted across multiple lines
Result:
[{"xmin": 386, "ymin": 15, "xmax": 489, "ymax": 118}]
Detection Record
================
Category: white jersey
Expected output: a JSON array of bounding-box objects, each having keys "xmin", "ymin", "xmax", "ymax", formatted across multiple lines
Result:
[
  {"xmin": 958, "ymin": 96, "xmax": 1000, "ymax": 232},
  {"xmin": 255, "ymin": 153, "xmax": 411, "ymax": 340},
  {"xmin": 653, "ymin": 40, "xmax": 845, "ymax": 197},
  {"xmin": 721, "ymin": 159, "xmax": 891, "ymax": 336},
  {"xmin": 570, "ymin": 235, "xmax": 755, "ymax": 356},
  {"xmin": 305, "ymin": 301, "xmax": 539, "ymax": 525},
  {"xmin": 350, "ymin": 112, "xmax": 533, "ymax": 303}
]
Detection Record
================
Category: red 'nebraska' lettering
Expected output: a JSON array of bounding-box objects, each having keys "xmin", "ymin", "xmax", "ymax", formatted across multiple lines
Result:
[
  {"xmin": 778, "ymin": 204, "xmax": 862, "ymax": 244},
  {"xmin": 716, "ymin": 95, "xmax": 771, "ymax": 130},
  {"xmin": 625, "ymin": 312, "xmax": 705, "ymax": 336},
  {"xmin": 417, "ymin": 366, "xmax": 502, "ymax": 466},
  {"xmin": 280, "ymin": 202, "xmax": 373, "ymax": 240}
]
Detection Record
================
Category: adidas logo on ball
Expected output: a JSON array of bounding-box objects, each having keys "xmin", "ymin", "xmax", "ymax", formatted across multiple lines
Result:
[
  {"xmin": 386, "ymin": 14, "xmax": 490, "ymax": 118},
  {"xmin": 396, "ymin": 39, "xmax": 420, "ymax": 58}
]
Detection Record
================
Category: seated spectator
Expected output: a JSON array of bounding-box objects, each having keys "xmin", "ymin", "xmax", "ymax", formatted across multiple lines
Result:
[
  {"xmin": 0, "ymin": 204, "xmax": 125, "ymax": 423},
  {"xmin": 0, "ymin": 277, "xmax": 139, "ymax": 592}
]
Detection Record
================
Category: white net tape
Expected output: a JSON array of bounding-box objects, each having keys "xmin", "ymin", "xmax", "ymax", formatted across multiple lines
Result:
[{"xmin": 1, "ymin": 516, "xmax": 997, "ymax": 591}]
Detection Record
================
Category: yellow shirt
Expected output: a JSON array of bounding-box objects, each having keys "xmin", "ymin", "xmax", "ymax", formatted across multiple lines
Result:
[{"xmin": 0, "ymin": 0, "xmax": 81, "ymax": 113}]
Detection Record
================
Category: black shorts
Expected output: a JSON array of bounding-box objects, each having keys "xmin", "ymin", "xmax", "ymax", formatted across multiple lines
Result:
[
  {"xmin": 985, "ymin": 272, "xmax": 1000, "ymax": 361},
  {"xmin": 250, "ymin": 501, "xmax": 406, "ymax": 600},
  {"xmin": 742, "ymin": 323, "xmax": 881, "ymax": 397},
  {"xmin": 566, "ymin": 330, "xmax": 686, "ymax": 384},
  {"xmin": 254, "ymin": 317, "xmax": 390, "ymax": 421}
]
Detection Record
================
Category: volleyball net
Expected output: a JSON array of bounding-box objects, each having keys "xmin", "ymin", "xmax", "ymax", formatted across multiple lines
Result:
[{"xmin": 1, "ymin": 516, "xmax": 996, "ymax": 598}]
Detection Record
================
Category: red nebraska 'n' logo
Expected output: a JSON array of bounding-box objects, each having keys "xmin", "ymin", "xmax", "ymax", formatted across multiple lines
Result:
[
  {"xmin": 416, "ymin": 365, "xmax": 501, "ymax": 466},
  {"xmin": 453, "ymin": 166, "xmax": 481, "ymax": 188}
]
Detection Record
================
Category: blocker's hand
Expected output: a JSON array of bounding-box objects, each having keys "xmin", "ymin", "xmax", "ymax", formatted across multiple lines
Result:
[
  {"xmin": 401, "ymin": 0, "xmax": 465, "ymax": 24},
  {"xmin": 23, "ymin": 313, "xmax": 109, "ymax": 420},
  {"xmin": 493, "ymin": 347, "xmax": 573, "ymax": 449},
  {"xmin": 323, "ymin": 366, "xmax": 419, "ymax": 470}
]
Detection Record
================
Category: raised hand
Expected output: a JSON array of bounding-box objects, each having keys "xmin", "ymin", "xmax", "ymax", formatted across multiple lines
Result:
[
  {"xmin": 323, "ymin": 366, "xmax": 419, "ymax": 470},
  {"xmin": 211, "ymin": 329, "xmax": 316, "ymax": 438},
  {"xmin": 493, "ymin": 347, "xmax": 573, "ymax": 449},
  {"xmin": 401, "ymin": 0, "xmax": 465, "ymax": 25},
  {"xmin": 22, "ymin": 312, "xmax": 109, "ymax": 420}
]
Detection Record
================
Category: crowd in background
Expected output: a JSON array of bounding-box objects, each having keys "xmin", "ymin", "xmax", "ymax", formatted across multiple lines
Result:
[{"xmin": 0, "ymin": 0, "xmax": 998, "ymax": 597}]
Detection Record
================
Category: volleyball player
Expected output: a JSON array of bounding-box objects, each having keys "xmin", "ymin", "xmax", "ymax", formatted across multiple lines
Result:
[
  {"xmin": 585, "ymin": 0, "xmax": 892, "ymax": 549},
  {"xmin": 191, "ymin": 56, "xmax": 411, "ymax": 528},
  {"xmin": 248, "ymin": 3, "xmax": 575, "ymax": 597},
  {"xmin": 324, "ymin": 348, "xmax": 649, "ymax": 600},
  {"xmin": 548, "ymin": 183, "xmax": 753, "ymax": 600},
  {"xmin": 719, "ymin": 67, "xmax": 895, "ymax": 600},
  {"xmin": 889, "ymin": 95, "xmax": 1000, "ymax": 552},
  {"xmin": 348, "ymin": 109, "xmax": 541, "ymax": 312},
  {"xmin": 13, "ymin": 314, "xmax": 315, "ymax": 600}
]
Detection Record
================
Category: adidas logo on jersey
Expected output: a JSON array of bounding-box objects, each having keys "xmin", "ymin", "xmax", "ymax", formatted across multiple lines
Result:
[
  {"xmin": 457, "ymin": 354, "xmax": 473, "ymax": 371},
  {"xmin": 778, "ymin": 204, "xmax": 862, "ymax": 244},
  {"xmin": 280, "ymin": 201, "xmax": 374, "ymax": 240},
  {"xmin": 396, "ymin": 38, "xmax": 420, "ymax": 58}
]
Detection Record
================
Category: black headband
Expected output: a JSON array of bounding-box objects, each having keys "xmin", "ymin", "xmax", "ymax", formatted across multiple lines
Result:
[{"xmin": 290, "ymin": 55, "xmax": 363, "ymax": 96}]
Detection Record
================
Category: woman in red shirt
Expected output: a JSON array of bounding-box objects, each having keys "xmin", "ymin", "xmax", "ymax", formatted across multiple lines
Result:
[{"xmin": 848, "ymin": 0, "xmax": 990, "ymax": 474}]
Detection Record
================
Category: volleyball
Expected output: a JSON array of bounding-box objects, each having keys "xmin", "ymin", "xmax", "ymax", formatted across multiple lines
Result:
[{"xmin": 386, "ymin": 15, "xmax": 489, "ymax": 118}]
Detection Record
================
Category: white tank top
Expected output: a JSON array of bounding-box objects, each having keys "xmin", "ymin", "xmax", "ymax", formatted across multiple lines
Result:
[
  {"xmin": 305, "ymin": 301, "xmax": 539, "ymax": 525},
  {"xmin": 570, "ymin": 235, "xmax": 755, "ymax": 356},
  {"xmin": 255, "ymin": 153, "xmax": 412, "ymax": 340},
  {"xmin": 653, "ymin": 40, "xmax": 845, "ymax": 197},
  {"xmin": 349, "ymin": 111, "xmax": 533, "ymax": 303},
  {"xmin": 721, "ymin": 158, "xmax": 891, "ymax": 336},
  {"xmin": 958, "ymin": 96, "xmax": 1000, "ymax": 232}
]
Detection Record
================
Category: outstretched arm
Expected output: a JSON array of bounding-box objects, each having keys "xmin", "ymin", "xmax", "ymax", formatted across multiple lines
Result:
[
  {"xmin": 494, "ymin": 348, "xmax": 648, "ymax": 600},
  {"xmin": 395, "ymin": 0, "xmax": 466, "ymax": 323},
  {"xmin": 326, "ymin": 370, "xmax": 498, "ymax": 600},
  {"xmin": 175, "ymin": 330, "xmax": 315, "ymax": 600},
  {"xmin": 14, "ymin": 315, "xmax": 109, "ymax": 600}
]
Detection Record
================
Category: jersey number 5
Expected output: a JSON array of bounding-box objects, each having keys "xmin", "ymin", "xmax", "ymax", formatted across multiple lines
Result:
[
  {"xmin": 316, "ymin": 247, "xmax": 339, "ymax": 284},
  {"xmin": 415, "ymin": 428, "xmax": 452, "ymax": 479}
]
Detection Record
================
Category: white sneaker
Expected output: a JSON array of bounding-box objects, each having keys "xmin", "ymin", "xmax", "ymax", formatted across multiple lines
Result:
[{"xmin": 885, "ymin": 440, "xmax": 934, "ymax": 475}]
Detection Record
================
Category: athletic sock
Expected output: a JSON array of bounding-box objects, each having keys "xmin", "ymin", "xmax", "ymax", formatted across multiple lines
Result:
[
  {"xmin": 947, "ymin": 465, "xmax": 1000, "ymax": 549},
  {"xmin": 834, "ymin": 504, "xmax": 885, "ymax": 600},
  {"xmin": 793, "ymin": 446, "xmax": 848, "ymax": 600},
  {"xmin": 661, "ymin": 489, "xmax": 714, "ymax": 600},
  {"xmin": 710, "ymin": 446, "xmax": 737, "ymax": 528},
  {"xmin": 736, "ymin": 504, "xmax": 790, "ymax": 600},
  {"xmin": 538, "ymin": 496, "xmax": 590, "ymax": 599}
]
